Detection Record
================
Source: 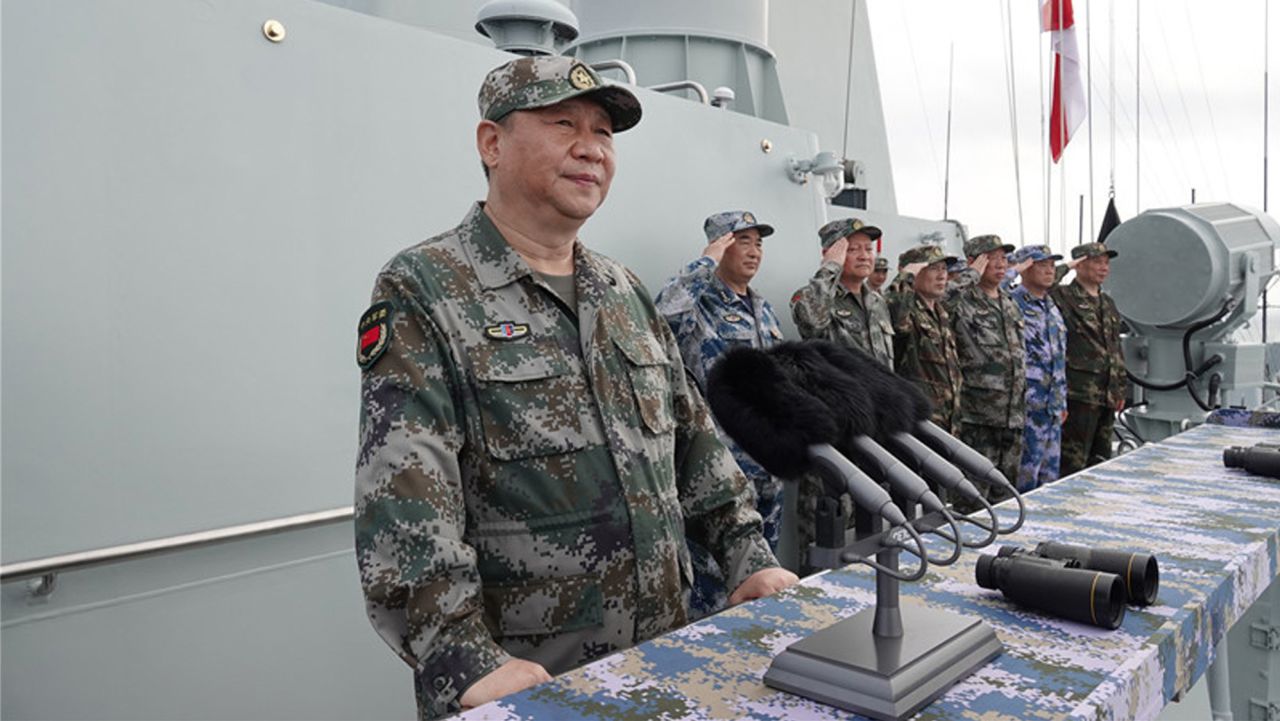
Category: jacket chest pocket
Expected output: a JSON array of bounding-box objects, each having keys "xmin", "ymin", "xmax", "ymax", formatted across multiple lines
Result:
[
  {"xmin": 614, "ymin": 334, "xmax": 676, "ymax": 435},
  {"xmin": 472, "ymin": 342, "xmax": 589, "ymax": 461}
]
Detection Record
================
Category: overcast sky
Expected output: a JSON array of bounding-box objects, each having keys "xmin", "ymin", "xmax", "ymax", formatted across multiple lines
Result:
[{"xmin": 865, "ymin": 0, "xmax": 1277, "ymax": 254}]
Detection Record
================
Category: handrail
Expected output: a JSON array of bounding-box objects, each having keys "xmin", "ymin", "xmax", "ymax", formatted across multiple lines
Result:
[
  {"xmin": 589, "ymin": 59, "xmax": 637, "ymax": 85},
  {"xmin": 0, "ymin": 506, "xmax": 353, "ymax": 584},
  {"xmin": 647, "ymin": 80, "xmax": 710, "ymax": 105}
]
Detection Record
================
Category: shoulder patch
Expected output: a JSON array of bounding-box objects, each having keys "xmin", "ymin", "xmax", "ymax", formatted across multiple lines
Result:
[
  {"xmin": 484, "ymin": 321, "xmax": 530, "ymax": 341},
  {"xmin": 357, "ymin": 301, "xmax": 393, "ymax": 370}
]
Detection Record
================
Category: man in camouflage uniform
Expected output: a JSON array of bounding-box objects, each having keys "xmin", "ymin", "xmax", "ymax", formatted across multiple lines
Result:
[
  {"xmin": 868, "ymin": 255, "xmax": 890, "ymax": 292},
  {"xmin": 886, "ymin": 244, "xmax": 963, "ymax": 433},
  {"xmin": 790, "ymin": 217, "xmax": 895, "ymax": 369},
  {"xmin": 653, "ymin": 210, "xmax": 785, "ymax": 618},
  {"xmin": 945, "ymin": 234, "xmax": 1026, "ymax": 495},
  {"xmin": 354, "ymin": 56, "xmax": 795, "ymax": 720},
  {"xmin": 1008, "ymin": 245, "xmax": 1068, "ymax": 490},
  {"xmin": 1050, "ymin": 242, "xmax": 1126, "ymax": 475}
]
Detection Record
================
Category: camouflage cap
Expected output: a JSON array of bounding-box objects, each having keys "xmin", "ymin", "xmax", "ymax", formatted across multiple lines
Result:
[
  {"xmin": 964, "ymin": 234, "xmax": 1016, "ymax": 258},
  {"xmin": 873, "ymin": 256, "xmax": 889, "ymax": 271},
  {"xmin": 703, "ymin": 210, "xmax": 775, "ymax": 241},
  {"xmin": 478, "ymin": 56, "xmax": 642, "ymax": 132},
  {"xmin": 1070, "ymin": 241, "xmax": 1119, "ymax": 260},
  {"xmin": 1010, "ymin": 244, "xmax": 1063, "ymax": 264},
  {"xmin": 818, "ymin": 217, "xmax": 882, "ymax": 249},
  {"xmin": 897, "ymin": 244, "xmax": 956, "ymax": 267}
]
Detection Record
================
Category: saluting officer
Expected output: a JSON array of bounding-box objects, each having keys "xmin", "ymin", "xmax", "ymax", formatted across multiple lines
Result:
[
  {"xmin": 654, "ymin": 210, "xmax": 786, "ymax": 618},
  {"xmin": 1050, "ymin": 242, "xmax": 1126, "ymax": 475},
  {"xmin": 354, "ymin": 56, "xmax": 795, "ymax": 720},
  {"xmin": 1008, "ymin": 245, "xmax": 1069, "ymax": 490},
  {"xmin": 945, "ymin": 234, "xmax": 1027, "ymax": 495},
  {"xmin": 887, "ymin": 244, "xmax": 964, "ymax": 433},
  {"xmin": 790, "ymin": 217, "xmax": 895, "ymax": 369},
  {"xmin": 868, "ymin": 255, "xmax": 890, "ymax": 292}
]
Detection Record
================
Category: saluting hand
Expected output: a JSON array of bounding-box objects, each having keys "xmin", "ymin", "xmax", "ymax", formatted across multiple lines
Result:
[
  {"xmin": 821, "ymin": 237, "xmax": 849, "ymax": 267},
  {"xmin": 728, "ymin": 566, "xmax": 800, "ymax": 606},
  {"xmin": 1065, "ymin": 256, "xmax": 1085, "ymax": 270},
  {"xmin": 968, "ymin": 253, "xmax": 989, "ymax": 277},
  {"xmin": 702, "ymin": 232, "xmax": 736, "ymax": 264},
  {"xmin": 1012, "ymin": 257, "xmax": 1035, "ymax": 275},
  {"xmin": 460, "ymin": 658, "xmax": 553, "ymax": 709},
  {"xmin": 901, "ymin": 262, "xmax": 927, "ymax": 277}
]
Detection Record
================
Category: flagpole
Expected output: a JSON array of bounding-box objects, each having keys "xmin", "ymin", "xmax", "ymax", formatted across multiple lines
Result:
[
  {"xmin": 1039, "ymin": 6, "xmax": 1049, "ymax": 245},
  {"xmin": 1264, "ymin": 0, "xmax": 1270, "ymax": 342},
  {"xmin": 1086, "ymin": 0, "xmax": 1095, "ymax": 241}
]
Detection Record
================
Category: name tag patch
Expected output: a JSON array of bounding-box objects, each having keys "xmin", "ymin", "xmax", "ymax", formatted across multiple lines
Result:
[{"xmin": 485, "ymin": 322, "xmax": 530, "ymax": 341}]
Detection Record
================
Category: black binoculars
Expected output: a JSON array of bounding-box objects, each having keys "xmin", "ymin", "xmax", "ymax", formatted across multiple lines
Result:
[
  {"xmin": 1223, "ymin": 443, "xmax": 1280, "ymax": 480},
  {"xmin": 976, "ymin": 542, "xmax": 1160, "ymax": 630}
]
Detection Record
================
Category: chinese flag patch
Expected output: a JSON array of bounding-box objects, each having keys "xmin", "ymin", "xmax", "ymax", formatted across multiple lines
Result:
[{"xmin": 356, "ymin": 301, "xmax": 393, "ymax": 369}]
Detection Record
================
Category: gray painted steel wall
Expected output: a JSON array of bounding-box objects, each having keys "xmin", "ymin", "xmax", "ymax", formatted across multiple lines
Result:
[{"xmin": 1, "ymin": 1, "xmax": 956, "ymax": 717}]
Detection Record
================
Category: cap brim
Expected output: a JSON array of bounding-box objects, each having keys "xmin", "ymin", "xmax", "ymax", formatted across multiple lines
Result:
[
  {"xmin": 1000, "ymin": 244, "xmax": 1017, "ymax": 253},
  {"xmin": 582, "ymin": 84, "xmax": 642, "ymax": 132},
  {"xmin": 852, "ymin": 226, "xmax": 883, "ymax": 240},
  {"xmin": 745, "ymin": 223, "xmax": 774, "ymax": 238},
  {"xmin": 1048, "ymin": 253, "xmax": 1064, "ymax": 261},
  {"xmin": 1105, "ymin": 249, "xmax": 1118, "ymax": 258}
]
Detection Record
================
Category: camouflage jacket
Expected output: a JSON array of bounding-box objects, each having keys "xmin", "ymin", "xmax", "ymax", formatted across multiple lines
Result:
[
  {"xmin": 885, "ymin": 276, "xmax": 963, "ymax": 433},
  {"xmin": 945, "ymin": 283, "xmax": 1027, "ymax": 430},
  {"xmin": 1011, "ymin": 286, "xmax": 1067, "ymax": 416},
  {"xmin": 654, "ymin": 257, "xmax": 783, "ymax": 487},
  {"xmin": 1049, "ymin": 280, "xmax": 1127, "ymax": 408},
  {"xmin": 653, "ymin": 257, "xmax": 784, "ymax": 392},
  {"xmin": 355, "ymin": 204, "xmax": 776, "ymax": 719},
  {"xmin": 790, "ymin": 260, "xmax": 895, "ymax": 369}
]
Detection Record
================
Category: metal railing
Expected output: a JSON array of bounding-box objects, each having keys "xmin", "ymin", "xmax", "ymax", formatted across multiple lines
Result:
[
  {"xmin": 589, "ymin": 59, "xmax": 637, "ymax": 85},
  {"xmin": 647, "ymin": 80, "xmax": 710, "ymax": 105},
  {"xmin": 0, "ymin": 506, "xmax": 353, "ymax": 585}
]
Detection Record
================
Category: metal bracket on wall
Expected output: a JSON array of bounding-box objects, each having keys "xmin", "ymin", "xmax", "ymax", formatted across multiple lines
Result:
[
  {"xmin": 1250, "ymin": 622, "xmax": 1280, "ymax": 651},
  {"xmin": 1249, "ymin": 699, "xmax": 1280, "ymax": 721},
  {"xmin": 26, "ymin": 572, "xmax": 57, "ymax": 602}
]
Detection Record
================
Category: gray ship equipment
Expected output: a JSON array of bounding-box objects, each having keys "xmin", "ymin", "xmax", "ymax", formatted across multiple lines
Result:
[{"xmin": 1107, "ymin": 203, "xmax": 1280, "ymax": 441}]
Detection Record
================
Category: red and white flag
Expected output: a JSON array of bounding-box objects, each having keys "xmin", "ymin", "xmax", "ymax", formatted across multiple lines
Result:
[{"xmin": 1042, "ymin": 0, "xmax": 1085, "ymax": 162}]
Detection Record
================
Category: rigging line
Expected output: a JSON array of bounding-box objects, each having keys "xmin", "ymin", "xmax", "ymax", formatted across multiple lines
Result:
[
  {"xmin": 1002, "ymin": 0, "xmax": 1026, "ymax": 243},
  {"xmin": 1154, "ymin": 8, "xmax": 1215, "ymax": 201},
  {"xmin": 840, "ymin": 0, "xmax": 857, "ymax": 159},
  {"xmin": 1114, "ymin": 35, "xmax": 1195, "ymax": 192},
  {"xmin": 1088, "ymin": 75, "xmax": 1184, "ymax": 200},
  {"xmin": 899, "ymin": 2, "xmax": 944, "ymax": 189},
  {"xmin": 1135, "ymin": 0, "xmax": 1141, "ymax": 213},
  {"xmin": 1058, "ymin": 0, "xmax": 1067, "ymax": 253},
  {"xmin": 1109, "ymin": 0, "xmax": 1115, "ymax": 197},
  {"xmin": 944, "ymin": 43, "xmax": 954, "ymax": 219},
  {"xmin": 1086, "ymin": 0, "xmax": 1095, "ymax": 240},
  {"xmin": 1182, "ymin": 2, "xmax": 1233, "ymax": 199},
  {"xmin": 1093, "ymin": 51, "xmax": 1193, "ymax": 194}
]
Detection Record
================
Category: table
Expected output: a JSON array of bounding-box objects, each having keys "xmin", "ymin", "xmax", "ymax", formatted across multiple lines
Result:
[{"xmin": 463, "ymin": 423, "xmax": 1280, "ymax": 721}]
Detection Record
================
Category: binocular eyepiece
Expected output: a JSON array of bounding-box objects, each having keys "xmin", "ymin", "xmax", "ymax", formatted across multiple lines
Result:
[
  {"xmin": 1223, "ymin": 443, "xmax": 1280, "ymax": 480},
  {"xmin": 976, "ymin": 542, "xmax": 1160, "ymax": 630}
]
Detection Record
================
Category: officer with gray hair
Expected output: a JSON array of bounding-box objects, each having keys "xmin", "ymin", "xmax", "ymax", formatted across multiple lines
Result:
[{"xmin": 354, "ymin": 56, "xmax": 795, "ymax": 720}]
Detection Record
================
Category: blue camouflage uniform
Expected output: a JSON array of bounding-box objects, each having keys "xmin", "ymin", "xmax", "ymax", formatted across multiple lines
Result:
[
  {"xmin": 654, "ymin": 210, "xmax": 785, "ymax": 619},
  {"xmin": 1009, "ymin": 245, "xmax": 1068, "ymax": 490}
]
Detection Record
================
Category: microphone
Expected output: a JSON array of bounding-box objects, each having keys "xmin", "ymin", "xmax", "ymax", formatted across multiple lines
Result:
[{"xmin": 707, "ymin": 347, "xmax": 930, "ymax": 578}]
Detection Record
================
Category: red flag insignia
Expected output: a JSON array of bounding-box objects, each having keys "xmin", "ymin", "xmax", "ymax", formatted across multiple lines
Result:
[{"xmin": 356, "ymin": 301, "xmax": 393, "ymax": 369}]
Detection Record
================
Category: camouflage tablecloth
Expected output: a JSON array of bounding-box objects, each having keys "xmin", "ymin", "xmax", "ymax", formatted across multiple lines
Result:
[{"xmin": 462, "ymin": 423, "xmax": 1280, "ymax": 721}]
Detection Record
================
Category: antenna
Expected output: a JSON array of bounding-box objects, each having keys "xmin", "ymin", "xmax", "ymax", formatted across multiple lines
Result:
[{"xmin": 1264, "ymin": 0, "xmax": 1271, "ymax": 342}]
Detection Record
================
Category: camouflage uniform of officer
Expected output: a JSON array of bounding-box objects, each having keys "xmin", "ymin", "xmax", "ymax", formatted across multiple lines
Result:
[
  {"xmin": 653, "ymin": 210, "xmax": 784, "ymax": 619},
  {"xmin": 885, "ymin": 244, "xmax": 964, "ymax": 433},
  {"xmin": 1050, "ymin": 242, "xmax": 1126, "ymax": 475},
  {"xmin": 354, "ymin": 57, "xmax": 778, "ymax": 720},
  {"xmin": 945, "ymin": 234, "xmax": 1027, "ymax": 493},
  {"xmin": 868, "ymin": 255, "xmax": 890, "ymax": 292},
  {"xmin": 790, "ymin": 218, "xmax": 895, "ymax": 369},
  {"xmin": 1008, "ymin": 245, "xmax": 1068, "ymax": 490}
]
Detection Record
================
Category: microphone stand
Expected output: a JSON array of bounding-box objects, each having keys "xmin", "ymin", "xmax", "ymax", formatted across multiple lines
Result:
[{"xmin": 764, "ymin": 464, "xmax": 1002, "ymax": 721}]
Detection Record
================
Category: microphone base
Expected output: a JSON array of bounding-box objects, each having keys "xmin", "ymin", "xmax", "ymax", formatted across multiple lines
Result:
[{"xmin": 763, "ymin": 604, "xmax": 1001, "ymax": 721}]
